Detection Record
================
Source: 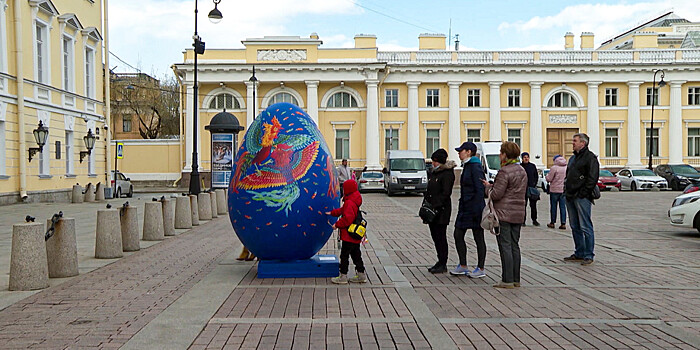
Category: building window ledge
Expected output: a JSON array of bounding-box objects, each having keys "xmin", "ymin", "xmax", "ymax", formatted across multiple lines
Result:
[
  {"xmin": 65, "ymin": 174, "xmax": 77, "ymax": 178},
  {"xmin": 88, "ymin": 174, "xmax": 97, "ymax": 178},
  {"xmin": 0, "ymin": 175, "xmax": 9, "ymax": 180},
  {"xmin": 38, "ymin": 175, "xmax": 53, "ymax": 179}
]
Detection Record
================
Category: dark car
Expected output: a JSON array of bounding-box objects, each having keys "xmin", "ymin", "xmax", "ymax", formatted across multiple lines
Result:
[
  {"xmin": 597, "ymin": 169, "xmax": 621, "ymax": 190},
  {"xmin": 655, "ymin": 164, "xmax": 700, "ymax": 191}
]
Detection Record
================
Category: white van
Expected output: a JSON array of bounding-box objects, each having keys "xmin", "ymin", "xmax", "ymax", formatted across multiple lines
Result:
[
  {"xmin": 475, "ymin": 141, "xmax": 503, "ymax": 183},
  {"xmin": 382, "ymin": 150, "xmax": 428, "ymax": 196}
]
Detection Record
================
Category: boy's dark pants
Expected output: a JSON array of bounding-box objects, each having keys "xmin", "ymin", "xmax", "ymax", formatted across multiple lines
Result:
[{"xmin": 339, "ymin": 241, "xmax": 365, "ymax": 274}]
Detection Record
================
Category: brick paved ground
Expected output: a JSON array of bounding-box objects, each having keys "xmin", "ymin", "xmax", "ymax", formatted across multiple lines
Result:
[{"xmin": 1, "ymin": 190, "xmax": 699, "ymax": 349}]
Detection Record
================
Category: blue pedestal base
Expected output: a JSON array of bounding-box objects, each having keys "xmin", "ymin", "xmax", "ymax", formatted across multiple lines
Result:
[{"xmin": 257, "ymin": 254, "xmax": 339, "ymax": 278}]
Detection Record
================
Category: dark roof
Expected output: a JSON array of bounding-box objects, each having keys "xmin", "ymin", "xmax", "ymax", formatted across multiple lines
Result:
[
  {"xmin": 205, "ymin": 110, "xmax": 244, "ymax": 132},
  {"xmin": 599, "ymin": 11, "xmax": 688, "ymax": 47}
]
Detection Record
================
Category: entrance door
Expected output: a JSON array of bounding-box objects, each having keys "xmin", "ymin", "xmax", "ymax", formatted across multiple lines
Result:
[{"xmin": 546, "ymin": 128, "xmax": 578, "ymax": 167}]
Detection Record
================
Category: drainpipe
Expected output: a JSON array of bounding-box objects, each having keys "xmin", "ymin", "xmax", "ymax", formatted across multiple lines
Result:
[
  {"xmin": 172, "ymin": 65, "xmax": 184, "ymax": 187},
  {"xmin": 103, "ymin": 0, "xmax": 112, "ymax": 191},
  {"xmin": 14, "ymin": 0, "xmax": 27, "ymax": 200}
]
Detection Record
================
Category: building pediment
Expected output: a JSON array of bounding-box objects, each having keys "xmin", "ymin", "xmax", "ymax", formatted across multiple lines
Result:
[
  {"xmin": 58, "ymin": 13, "xmax": 84, "ymax": 31},
  {"xmin": 81, "ymin": 27, "xmax": 103, "ymax": 42},
  {"xmin": 29, "ymin": 0, "xmax": 59, "ymax": 16}
]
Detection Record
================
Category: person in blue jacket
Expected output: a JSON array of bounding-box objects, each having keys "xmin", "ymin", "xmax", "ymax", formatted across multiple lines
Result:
[{"xmin": 450, "ymin": 142, "xmax": 487, "ymax": 278}]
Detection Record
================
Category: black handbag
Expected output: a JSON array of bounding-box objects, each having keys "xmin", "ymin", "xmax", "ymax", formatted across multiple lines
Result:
[
  {"xmin": 419, "ymin": 199, "xmax": 437, "ymax": 223},
  {"xmin": 591, "ymin": 186, "xmax": 601, "ymax": 200},
  {"xmin": 527, "ymin": 187, "xmax": 541, "ymax": 201}
]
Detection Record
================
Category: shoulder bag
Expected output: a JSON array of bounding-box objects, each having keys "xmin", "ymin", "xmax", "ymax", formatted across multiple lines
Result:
[
  {"xmin": 481, "ymin": 189, "xmax": 500, "ymax": 235},
  {"xmin": 419, "ymin": 199, "xmax": 437, "ymax": 224}
]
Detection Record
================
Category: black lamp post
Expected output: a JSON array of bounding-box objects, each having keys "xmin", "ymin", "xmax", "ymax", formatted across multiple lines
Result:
[
  {"xmin": 28, "ymin": 121, "xmax": 48, "ymax": 162},
  {"xmin": 80, "ymin": 129, "xmax": 96, "ymax": 163},
  {"xmin": 189, "ymin": 0, "xmax": 224, "ymax": 195},
  {"xmin": 648, "ymin": 69, "xmax": 666, "ymax": 170}
]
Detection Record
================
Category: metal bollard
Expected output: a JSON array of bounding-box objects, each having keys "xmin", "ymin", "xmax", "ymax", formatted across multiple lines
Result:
[
  {"xmin": 198, "ymin": 192, "xmax": 212, "ymax": 221},
  {"xmin": 162, "ymin": 197, "xmax": 176, "ymax": 236},
  {"xmin": 84, "ymin": 183, "xmax": 95, "ymax": 202},
  {"xmin": 72, "ymin": 184, "xmax": 83, "ymax": 203},
  {"xmin": 189, "ymin": 195, "xmax": 200, "ymax": 226},
  {"xmin": 209, "ymin": 191, "xmax": 218, "ymax": 218},
  {"xmin": 215, "ymin": 189, "xmax": 227, "ymax": 215},
  {"xmin": 120, "ymin": 202, "xmax": 140, "ymax": 252},
  {"xmin": 45, "ymin": 217, "xmax": 78, "ymax": 278},
  {"xmin": 95, "ymin": 209, "xmax": 124, "ymax": 259},
  {"xmin": 174, "ymin": 196, "xmax": 192, "ymax": 229},
  {"xmin": 9, "ymin": 222, "xmax": 49, "ymax": 290},
  {"xmin": 143, "ymin": 201, "xmax": 165, "ymax": 241},
  {"xmin": 95, "ymin": 182, "xmax": 105, "ymax": 202}
]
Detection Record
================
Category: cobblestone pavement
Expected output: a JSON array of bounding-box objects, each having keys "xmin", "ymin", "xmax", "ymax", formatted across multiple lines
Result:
[{"xmin": 1, "ymin": 190, "xmax": 699, "ymax": 349}]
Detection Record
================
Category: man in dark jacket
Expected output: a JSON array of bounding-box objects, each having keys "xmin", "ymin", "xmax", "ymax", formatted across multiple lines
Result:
[
  {"xmin": 424, "ymin": 149, "xmax": 456, "ymax": 274},
  {"xmin": 564, "ymin": 133, "xmax": 599, "ymax": 266},
  {"xmin": 521, "ymin": 152, "xmax": 540, "ymax": 226}
]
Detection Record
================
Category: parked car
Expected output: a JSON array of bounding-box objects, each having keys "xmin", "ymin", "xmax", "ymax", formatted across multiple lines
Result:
[
  {"xmin": 537, "ymin": 168, "xmax": 550, "ymax": 193},
  {"xmin": 358, "ymin": 171, "xmax": 384, "ymax": 193},
  {"xmin": 597, "ymin": 170, "xmax": 621, "ymax": 190},
  {"xmin": 669, "ymin": 190, "xmax": 700, "ymax": 232},
  {"xmin": 111, "ymin": 170, "xmax": 133, "ymax": 198},
  {"xmin": 615, "ymin": 168, "xmax": 668, "ymax": 191},
  {"xmin": 683, "ymin": 183, "xmax": 700, "ymax": 194},
  {"xmin": 654, "ymin": 164, "xmax": 700, "ymax": 191}
]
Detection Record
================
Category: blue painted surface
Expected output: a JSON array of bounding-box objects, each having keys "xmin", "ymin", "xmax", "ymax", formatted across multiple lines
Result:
[{"xmin": 257, "ymin": 255, "xmax": 340, "ymax": 278}]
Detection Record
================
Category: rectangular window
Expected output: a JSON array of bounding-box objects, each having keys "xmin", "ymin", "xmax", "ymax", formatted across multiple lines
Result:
[
  {"xmin": 646, "ymin": 87, "xmax": 659, "ymax": 106},
  {"xmin": 385, "ymin": 128, "xmax": 399, "ymax": 151},
  {"xmin": 507, "ymin": 89, "xmax": 521, "ymax": 107},
  {"xmin": 35, "ymin": 23, "xmax": 46, "ymax": 83},
  {"xmin": 65, "ymin": 131, "xmax": 74, "ymax": 174},
  {"xmin": 467, "ymin": 89, "xmax": 481, "ymax": 107},
  {"xmin": 62, "ymin": 36, "xmax": 73, "ymax": 91},
  {"xmin": 604, "ymin": 128, "xmax": 619, "ymax": 157},
  {"xmin": 466, "ymin": 128, "xmax": 481, "ymax": 142},
  {"xmin": 605, "ymin": 88, "xmax": 618, "ymax": 106},
  {"xmin": 426, "ymin": 89, "xmax": 440, "ymax": 107},
  {"xmin": 646, "ymin": 128, "xmax": 659, "ymax": 157},
  {"xmin": 39, "ymin": 132, "xmax": 50, "ymax": 176},
  {"xmin": 385, "ymin": 89, "xmax": 398, "ymax": 108},
  {"xmin": 426, "ymin": 129, "xmax": 440, "ymax": 156},
  {"xmin": 688, "ymin": 128, "xmax": 700, "ymax": 157},
  {"xmin": 85, "ymin": 47, "xmax": 95, "ymax": 98},
  {"xmin": 689, "ymin": 87, "xmax": 700, "ymax": 106},
  {"xmin": 507, "ymin": 129, "xmax": 521, "ymax": 148},
  {"xmin": 122, "ymin": 117, "xmax": 132, "ymax": 132},
  {"xmin": 0, "ymin": 121, "xmax": 5, "ymax": 175},
  {"xmin": 335, "ymin": 129, "xmax": 350, "ymax": 160}
]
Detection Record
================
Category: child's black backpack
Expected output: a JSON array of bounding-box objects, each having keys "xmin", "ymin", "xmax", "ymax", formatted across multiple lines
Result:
[{"xmin": 347, "ymin": 209, "xmax": 367, "ymax": 241}]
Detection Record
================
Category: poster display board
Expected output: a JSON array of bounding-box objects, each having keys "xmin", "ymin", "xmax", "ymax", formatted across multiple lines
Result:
[{"xmin": 211, "ymin": 133, "xmax": 235, "ymax": 188}]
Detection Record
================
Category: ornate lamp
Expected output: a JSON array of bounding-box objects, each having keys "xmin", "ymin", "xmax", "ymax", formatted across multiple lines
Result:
[
  {"xmin": 28, "ymin": 121, "xmax": 49, "ymax": 162},
  {"xmin": 80, "ymin": 129, "xmax": 96, "ymax": 163}
]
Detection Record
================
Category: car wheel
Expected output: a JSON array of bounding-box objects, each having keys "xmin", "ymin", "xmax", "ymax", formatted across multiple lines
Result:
[
  {"xmin": 127, "ymin": 186, "xmax": 133, "ymax": 198},
  {"xmin": 694, "ymin": 212, "xmax": 700, "ymax": 233},
  {"xmin": 671, "ymin": 179, "xmax": 679, "ymax": 191},
  {"xmin": 631, "ymin": 182, "xmax": 637, "ymax": 191},
  {"xmin": 387, "ymin": 188, "xmax": 395, "ymax": 196},
  {"xmin": 116, "ymin": 188, "xmax": 121, "ymax": 198}
]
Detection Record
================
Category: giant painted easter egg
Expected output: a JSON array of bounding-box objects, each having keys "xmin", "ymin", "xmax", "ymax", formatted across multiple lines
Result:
[{"xmin": 228, "ymin": 103, "xmax": 341, "ymax": 260}]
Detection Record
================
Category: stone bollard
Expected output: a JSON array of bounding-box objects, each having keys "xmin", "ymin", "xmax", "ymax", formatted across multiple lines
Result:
[
  {"xmin": 143, "ymin": 201, "xmax": 165, "ymax": 241},
  {"xmin": 209, "ymin": 191, "xmax": 218, "ymax": 218},
  {"xmin": 651, "ymin": 187, "xmax": 661, "ymax": 192},
  {"xmin": 95, "ymin": 182, "xmax": 105, "ymax": 202},
  {"xmin": 162, "ymin": 199, "xmax": 176, "ymax": 236},
  {"xmin": 9, "ymin": 222, "xmax": 49, "ymax": 291},
  {"xmin": 611, "ymin": 187, "xmax": 620, "ymax": 192},
  {"xmin": 72, "ymin": 185, "xmax": 83, "ymax": 203},
  {"xmin": 120, "ymin": 206, "xmax": 140, "ymax": 252},
  {"xmin": 190, "ymin": 195, "xmax": 200, "ymax": 226},
  {"xmin": 215, "ymin": 189, "xmax": 227, "ymax": 215},
  {"xmin": 198, "ymin": 193, "xmax": 212, "ymax": 221},
  {"xmin": 95, "ymin": 209, "xmax": 124, "ymax": 259},
  {"xmin": 175, "ymin": 196, "xmax": 192, "ymax": 229},
  {"xmin": 84, "ymin": 183, "xmax": 95, "ymax": 202},
  {"xmin": 45, "ymin": 218, "xmax": 78, "ymax": 278}
]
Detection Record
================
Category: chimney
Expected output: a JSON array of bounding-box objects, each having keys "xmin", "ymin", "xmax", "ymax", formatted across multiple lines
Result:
[
  {"xmin": 310, "ymin": 32, "xmax": 319, "ymax": 40},
  {"xmin": 564, "ymin": 32, "xmax": 574, "ymax": 50},
  {"xmin": 354, "ymin": 34, "xmax": 377, "ymax": 48},
  {"xmin": 580, "ymin": 32, "xmax": 594, "ymax": 50},
  {"xmin": 418, "ymin": 33, "xmax": 446, "ymax": 50},
  {"xmin": 632, "ymin": 31, "xmax": 658, "ymax": 49}
]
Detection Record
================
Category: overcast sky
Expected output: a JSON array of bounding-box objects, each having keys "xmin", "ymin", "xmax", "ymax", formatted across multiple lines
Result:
[{"xmin": 107, "ymin": 0, "xmax": 700, "ymax": 78}]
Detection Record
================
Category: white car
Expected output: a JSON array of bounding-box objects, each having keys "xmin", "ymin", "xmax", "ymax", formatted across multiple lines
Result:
[
  {"xmin": 616, "ymin": 168, "xmax": 668, "ymax": 191},
  {"xmin": 537, "ymin": 169, "xmax": 550, "ymax": 193},
  {"xmin": 669, "ymin": 191, "xmax": 700, "ymax": 232}
]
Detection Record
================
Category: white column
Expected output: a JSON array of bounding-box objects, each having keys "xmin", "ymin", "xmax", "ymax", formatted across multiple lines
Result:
[
  {"xmin": 586, "ymin": 81, "xmax": 602, "ymax": 156},
  {"xmin": 365, "ymin": 80, "xmax": 381, "ymax": 170},
  {"xmin": 489, "ymin": 81, "xmax": 503, "ymax": 141},
  {"xmin": 529, "ymin": 81, "xmax": 544, "ymax": 166},
  {"xmin": 669, "ymin": 81, "xmax": 685, "ymax": 164},
  {"xmin": 184, "ymin": 84, "xmax": 193, "ymax": 171},
  {"xmin": 305, "ymin": 80, "xmax": 319, "ymax": 125},
  {"xmin": 407, "ymin": 81, "xmax": 420, "ymax": 150},
  {"xmin": 626, "ymin": 81, "xmax": 643, "ymax": 167},
  {"xmin": 448, "ymin": 81, "xmax": 462, "ymax": 162},
  {"xmin": 245, "ymin": 81, "xmax": 257, "ymax": 129}
]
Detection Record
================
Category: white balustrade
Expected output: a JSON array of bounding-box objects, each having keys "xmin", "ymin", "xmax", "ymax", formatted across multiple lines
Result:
[
  {"xmin": 497, "ymin": 51, "xmax": 535, "ymax": 64},
  {"xmin": 640, "ymin": 50, "xmax": 675, "ymax": 63},
  {"xmin": 598, "ymin": 51, "xmax": 634, "ymax": 63},
  {"xmin": 457, "ymin": 51, "xmax": 494, "ymax": 64},
  {"xmin": 415, "ymin": 51, "xmax": 452, "ymax": 64},
  {"xmin": 682, "ymin": 49, "xmax": 700, "ymax": 61},
  {"xmin": 539, "ymin": 51, "xmax": 593, "ymax": 64},
  {"xmin": 377, "ymin": 51, "xmax": 411, "ymax": 64}
]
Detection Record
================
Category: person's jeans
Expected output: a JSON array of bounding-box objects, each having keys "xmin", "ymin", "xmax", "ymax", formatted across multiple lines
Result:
[
  {"xmin": 549, "ymin": 192, "xmax": 567, "ymax": 224},
  {"xmin": 495, "ymin": 222, "xmax": 521, "ymax": 283},
  {"xmin": 566, "ymin": 197, "xmax": 595, "ymax": 260},
  {"xmin": 428, "ymin": 223, "xmax": 448, "ymax": 266},
  {"xmin": 339, "ymin": 241, "xmax": 364, "ymax": 274}
]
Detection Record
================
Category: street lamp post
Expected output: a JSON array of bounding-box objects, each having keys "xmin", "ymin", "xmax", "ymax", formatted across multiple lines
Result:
[
  {"xmin": 648, "ymin": 69, "xmax": 666, "ymax": 170},
  {"xmin": 189, "ymin": 0, "xmax": 223, "ymax": 195}
]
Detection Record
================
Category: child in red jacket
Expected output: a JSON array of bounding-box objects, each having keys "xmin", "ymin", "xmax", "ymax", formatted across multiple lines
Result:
[{"xmin": 326, "ymin": 179, "xmax": 366, "ymax": 284}]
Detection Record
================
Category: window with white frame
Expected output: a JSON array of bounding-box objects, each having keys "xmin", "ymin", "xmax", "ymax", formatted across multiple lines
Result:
[
  {"xmin": 426, "ymin": 129, "xmax": 440, "ymax": 156},
  {"xmin": 0, "ymin": 120, "xmax": 5, "ymax": 175},
  {"xmin": 507, "ymin": 89, "xmax": 521, "ymax": 107},
  {"xmin": 385, "ymin": 128, "xmax": 399, "ymax": 151},
  {"xmin": 426, "ymin": 89, "xmax": 440, "ymax": 107},
  {"xmin": 85, "ymin": 47, "xmax": 95, "ymax": 98},
  {"xmin": 62, "ymin": 36, "xmax": 74, "ymax": 91},
  {"xmin": 39, "ymin": 132, "xmax": 50, "ymax": 176},
  {"xmin": 605, "ymin": 88, "xmax": 618, "ymax": 106},
  {"xmin": 335, "ymin": 129, "xmax": 350, "ymax": 159},
  {"xmin": 65, "ymin": 131, "xmax": 74, "ymax": 174},
  {"xmin": 268, "ymin": 92, "xmax": 298, "ymax": 107},
  {"xmin": 35, "ymin": 22, "xmax": 48, "ymax": 83},
  {"xmin": 385, "ymin": 89, "xmax": 398, "ymax": 108},
  {"xmin": 689, "ymin": 128, "xmax": 700, "ymax": 157},
  {"xmin": 467, "ymin": 89, "xmax": 481, "ymax": 107},
  {"xmin": 507, "ymin": 128, "xmax": 521, "ymax": 148},
  {"xmin": 209, "ymin": 93, "xmax": 240, "ymax": 109},
  {"xmin": 122, "ymin": 116, "xmax": 132, "ymax": 132},
  {"xmin": 689, "ymin": 87, "xmax": 700, "ymax": 106},
  {"xmin": 327, "ymin": 92, "xmax": 358, "ymax": 108},
  {"xmin": 467, "ymin": 128, "xmax": 481, "ymax": 142},
  {"xmin": 604, "ymin": 128, "xmax": 619, "ymax": 157},
  {"xmin": 646, "ymin": 87, "xmax": 660, "ymax": 106},
  {"xmin": 547, "ymin": 91, "xmax": 578, "ymax": 107},
  {"xmin": 646, "ymin": 128, "xmax": 659, "ymax": 157},
  {"xmin": 88, "ymin": 139, "xmax": 95, "ymax": 174}
]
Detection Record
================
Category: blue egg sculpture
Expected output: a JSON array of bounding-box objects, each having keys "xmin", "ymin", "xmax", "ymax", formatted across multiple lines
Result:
[{"xmin": 228, "ymin": 103, "xmax": 341, "ymax": 260}]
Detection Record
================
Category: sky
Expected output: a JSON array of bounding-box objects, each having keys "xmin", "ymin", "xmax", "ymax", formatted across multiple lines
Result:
[{"xmin": 108, "ymin": 0, "xmax": 700, "ymax": 78}]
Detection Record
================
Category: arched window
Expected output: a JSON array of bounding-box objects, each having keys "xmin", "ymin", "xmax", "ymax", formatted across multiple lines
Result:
[
  {"xmin": 209, "ymin": 93, "xmax": 240, "ymax": 109},
  {"xmin": 326, "ymin": 92, "xmax": 358, "ymax": 108},
  {"xmin": 267, "ymin": 92, "xmax": 299, "ymax": 107},
  {"xmin": 547, "ymin": 91, "xmax": 578, "ymax": 108}
]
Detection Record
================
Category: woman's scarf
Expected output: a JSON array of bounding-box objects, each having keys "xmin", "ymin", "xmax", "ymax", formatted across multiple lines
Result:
[{"xmin": 501, "ymin": 158, "xmax": 518, "ymax": 167}]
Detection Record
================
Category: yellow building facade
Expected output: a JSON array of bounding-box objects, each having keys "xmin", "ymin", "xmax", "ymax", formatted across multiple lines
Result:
[{"xmin": 0, "ymin": 0, "xmax": 109, "ymax": 204}]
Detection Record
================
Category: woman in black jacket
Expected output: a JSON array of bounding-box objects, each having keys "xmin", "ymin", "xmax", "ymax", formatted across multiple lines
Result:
[{"xmin": 424, "ymin": 149, "xmax": 456, "ymax": 273}]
